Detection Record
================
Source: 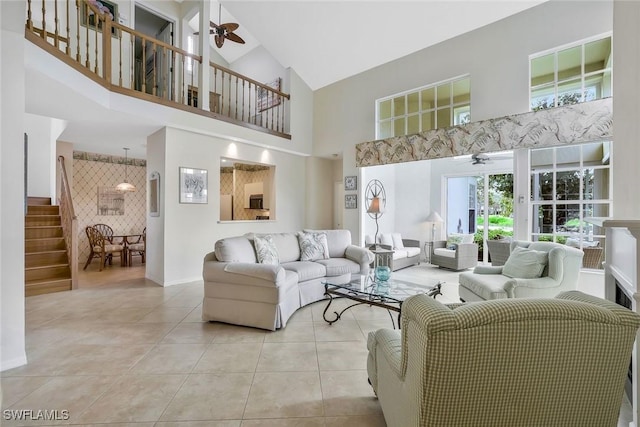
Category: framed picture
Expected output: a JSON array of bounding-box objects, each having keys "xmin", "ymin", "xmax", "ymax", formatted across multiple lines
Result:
[
  {"xmin": 81, "ymin": 0, "xmax": 118, "ymax": 37},
  {"xmin": 149, "ymin": 171, "xmax": 160, "ymax": 217},
  {"xmin": 345, "ymin": 176, "xmax": 357, "ymax": 191},
  {"xmin": 97, "ymin": 187, "xmax": 124, "ymax": 215},
  {"xmin": 179, "ymin": 167, "xmax": 208, "ymax": 204},
  {"xmin": 257, "ymin": 77, "xmax": 282, "ymax": 112},
  {"xmin": 345, "ymin": 194, "xmax": 357, "ymax": 209}
]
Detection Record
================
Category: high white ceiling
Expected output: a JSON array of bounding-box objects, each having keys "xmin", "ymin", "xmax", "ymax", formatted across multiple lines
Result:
[{"xmin": 216, "ymin": 0, "xmax": 548, "ymax": 90}]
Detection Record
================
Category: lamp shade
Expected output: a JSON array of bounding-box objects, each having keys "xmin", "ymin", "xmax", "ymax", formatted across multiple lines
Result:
[
  {"xmin": 116, "ymin": 147, "xmax": 136, "ymax": 192},
  {"xmin": 367, "ymin": 196, "xmax": 383, "ymax": 214},
  {"xmin": 426, "ymin": 211, "xmax": 443, "ymax": 223}
]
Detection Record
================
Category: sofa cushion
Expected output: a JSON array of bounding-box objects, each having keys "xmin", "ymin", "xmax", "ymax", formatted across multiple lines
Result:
[
  {"xmin": 502, "ymin": 247, "xmax": 548, "ymax": 279},
  {"xmin": 314, "ymin": 258, "xmax": 360, "ymax": 277},
  {"xmin": 281, "ymin": 261, "xmax": 327, "ymax": 282},
  {"xmin": 247, "ymin": 232, "xmax": 300, "ymax": 263},
  {"xmin": 254, "ymin": 235, "xmax": 279, "ymax": 265},
  {"xmin": 305, "ymin": 229, "xmax": 352, "ymax": 258},
  {"xmin": 298, "ymin": 232, "xmax": 329, "ymax": 261},
  {"xmin": 434, "ymin": 248, "xmax": 457, "ymax": 258},
  {"xmin": 215, "ymin": 236, "xmax": 257, "ymax": 263},
  {"xmin": 392, "ymin": 249, "xmax": 408, "ymax": 260},
  {"xmin": 380, "ymin": 233, "xmax": 394, "ymax": 247},
  {"xmin": 391, "ymin": 233, "xmax": 404, "ymax": 249},
  {"xmin": 405, "ymin": 247, "xmax": 420, "ymax": 257}
]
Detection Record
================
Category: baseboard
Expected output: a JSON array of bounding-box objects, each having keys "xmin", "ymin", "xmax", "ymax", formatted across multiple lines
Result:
[{"xmin": 0, "ymin": 354, "xmax": 27, "ymax": 372}]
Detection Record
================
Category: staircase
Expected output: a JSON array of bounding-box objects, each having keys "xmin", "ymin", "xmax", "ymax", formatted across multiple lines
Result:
[{"xmin": 25, "ymin": 197, "xmax": 72, "ymax": 296}]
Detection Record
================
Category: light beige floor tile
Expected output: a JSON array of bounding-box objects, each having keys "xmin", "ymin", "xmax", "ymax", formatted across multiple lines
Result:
[
  {"xmin": 324, "ymin": 414, "xmax": 386, "ymax": 427},
  {"xmin": 130, "ymin": 343, "xmax": 208, "ymax": 374},
  {"xmin": 80, "ymin": 424, "xmax": 155, "ymax": 427},
  {"xmin": 137, "ymin": 307, "xmax": 195, "ymax": 323},
  {"xmin": 243, "ymin": 372, "xmax": 323, "ymax": 419},
  {"xmin": 163, "ymin": 294, "xmax": 206, "ymax": 308},
  {"xmin": 77, "ymin": 374, "xmax": 186, "ymax": 423},
  {"xmin": 320, "ymin": 370, "xmax": 381, "ymax": 417},
  {"xmin": 75, "ymin": 306, "xmax": 156, "ymax": 323},
  {"xmin": 349, "ymin": 303, "xmax": 400, "ymax": 321},
  {"xmin": 181, "ymin": 305, "xmax": 205, "ymax": 323},
  {"xmin": 2, "ymin": 375, "xmax": 116, "ymax": 426},
  {"xmin": 193, "ymin": 343, "xmax": 261, "ymax": 373},
  {"xmin": 316, "ymin": 341, "xmax": 369, "ymax": 371},
  {"xmin": 0, "ymin": 376, "xmax": 53, "ymax": 408},
  {"xmin": 264, "ymin": 321, "xmax": 315, "ymax": 343},
  {"xmin": 159, "ymin": 373, "xmax": 253, "ymax": 421},
  {"xmin": 313, "ymin": 320, "xmax": 365, "ymax": 342},
  {"xmin": 356, "ymin": 319, "xmax": 397, "ymax": 338},
  {"xmin": 286, "ymin": 304, "xmax": 313, "ymax": 323},
  {"xmin": 257, "ymin": 342, "xmax": 318, "ymax": 372},
  {"xmin": 160, "ymin": 322, "xmax": 219, "ymax": 344},
  {"xmin": 211, "ymin": 324, "xmax": 266, "ymax": 344},
  {"xmin": 156, "ymin": 421, "xmax": 240, "ymax": 427},
  {"xmin": 79, "ymin": 323, "xmax": 176, "ymax": 345},
  {"xmin": 241, "ymin": 418, "xmax": 325, "ymax": 426}
]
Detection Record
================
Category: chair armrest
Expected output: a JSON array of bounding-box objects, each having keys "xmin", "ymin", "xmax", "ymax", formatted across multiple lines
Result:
[
  {"xmin": 432, "ymin": 240, "xmax": 446, "ymax": 250},
  {"xmin": 504, "ymin": 276, "xmax": 562, "ymax": 298},
  {"xmin": 368, "ymin": 329, "xmax": 402, "ymax": 381},
  {"xmin": 402, "ymin": 239, "xmax": 420, "ymax": 248},
  {"xmin": 455, "ymin": 243, "xmax": 478, "ymax": 258},
  {"xmin": 345, "ymin": 245, "xmax": 375, "ymax": 272},
  {"xmin": 203, "ymin": 261, "xmax": 288, "ymax": 288},
  {"xmin": 204, "ymin": 251, "xmax": 217, "ymax": 262},
  {"xmin": 473, "ymin": 265, "xmax": 504, "ymax": 274}
]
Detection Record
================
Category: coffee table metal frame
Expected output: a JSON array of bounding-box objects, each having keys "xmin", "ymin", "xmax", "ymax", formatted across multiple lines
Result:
[{"xmin": 322, "ymin": 275, "xmax": 443, "ymax": 329}]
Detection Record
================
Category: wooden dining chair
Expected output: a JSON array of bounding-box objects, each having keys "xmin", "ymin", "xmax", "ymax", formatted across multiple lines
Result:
[
  {"xmin": 128, "ymin": 227, "xmax": 146, "ymax": 266},
  {"xmin": 83, "ymin": 226, "xmax": 124, "ymax": 271}
]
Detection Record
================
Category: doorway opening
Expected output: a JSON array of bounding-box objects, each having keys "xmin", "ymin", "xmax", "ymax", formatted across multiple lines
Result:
[{"xmin": 134, "ymin": 4, "xmax": 174, "ymax": 97}]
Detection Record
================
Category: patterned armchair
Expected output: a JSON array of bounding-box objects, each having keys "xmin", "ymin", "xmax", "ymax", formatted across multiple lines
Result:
[{"xmin": 367, "ymin": 291, "xmax": 640, "ymax": 427}]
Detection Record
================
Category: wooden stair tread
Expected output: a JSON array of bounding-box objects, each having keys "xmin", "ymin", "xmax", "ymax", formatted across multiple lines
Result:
[
  {"xmin": 26, "ymin": 249, "xmax": 67, "ymax": 255},
  {"xmin": 26, "ymin": 276, "xmax": 72, "ymax": 285},
  {"xmin": 25, "ymin": 263, "xmax": 70, "ymax": 271}
]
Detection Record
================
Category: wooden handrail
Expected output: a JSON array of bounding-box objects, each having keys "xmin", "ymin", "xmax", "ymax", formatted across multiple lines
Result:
[
  {"xmin": 24, "ymin": 0, "xmax": 291, "ymax": 138},
  {"xmin": 57, "ymin": 155, "xmax": 78, "ymax": 289}
]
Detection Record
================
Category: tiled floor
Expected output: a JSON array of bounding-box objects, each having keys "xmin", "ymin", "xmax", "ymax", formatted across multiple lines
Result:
[{"xmin": 1, "ymin": 262, "xmax": 632, "ymax": 426}]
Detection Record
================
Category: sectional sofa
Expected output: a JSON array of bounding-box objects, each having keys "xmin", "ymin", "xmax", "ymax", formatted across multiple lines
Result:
[{"xmin": 202, "ymin": 229, "xmax": 374, "ymax": 330}]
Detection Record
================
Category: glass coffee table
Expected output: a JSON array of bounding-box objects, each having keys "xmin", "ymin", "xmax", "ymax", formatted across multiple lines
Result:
[{"xmin": 322, "ymin": 275, "xmax": 443, "ymax": 329}]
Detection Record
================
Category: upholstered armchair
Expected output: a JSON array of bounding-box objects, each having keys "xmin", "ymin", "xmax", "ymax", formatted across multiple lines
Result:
[
  {"xmin": 430, "ymin": 233, "xmax": 478, "ymax": 271},
  {"xmin": 459, "ymin": 240, "xmax": 583, "ymax": 302},
  {"xmin": 367, "ymin": 291, "xmax": 640, "ymax": 427}
]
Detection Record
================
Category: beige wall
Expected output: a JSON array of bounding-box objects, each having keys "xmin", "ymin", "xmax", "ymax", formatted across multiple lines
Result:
[{"xmin": 73, "ymin": 155, "xmax": 147, "ymax": 267}]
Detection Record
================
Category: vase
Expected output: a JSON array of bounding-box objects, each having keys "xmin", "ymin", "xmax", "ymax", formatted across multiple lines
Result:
[{"xmin": 375, "ymin": 265, "xmax": 391, "ymax": 282}]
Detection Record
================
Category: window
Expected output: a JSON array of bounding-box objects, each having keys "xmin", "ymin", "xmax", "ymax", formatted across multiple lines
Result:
[
  {"xmin": 529, "ymin": 142, "xmax": 611, "ymax": 269},
  {"xmin": 376, "ymin": 76, "xmax": 470, "ymax": 139},
  {"xmin": 529, "ymin": 35, "xmax": 612, "ymax": 269},
  {"xmin": 530, "ymin": 35, "xmax": 611, "ymax": 110}
]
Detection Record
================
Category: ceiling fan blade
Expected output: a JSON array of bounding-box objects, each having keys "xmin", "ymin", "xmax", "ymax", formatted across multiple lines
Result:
[
  {"xmin": 225, "ymin": 32, "xmax": 245, "ymax": 44},
  {"xmin": 214, "ymin": 34, "xmax": 225, "ymax": 48},
  {"xmin": 193, "ymin": 31, "xmax": 200, "ymax": 35},
  {"xmin": 220, "ymin": 23, "xmax": 239, "ymax": 32},
  {"xmin": 210, "ymin": 20, "xmax": 221, "ymax": 29}
]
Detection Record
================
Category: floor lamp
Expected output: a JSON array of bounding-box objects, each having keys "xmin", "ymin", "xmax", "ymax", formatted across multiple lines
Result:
[
  {"xmin": 367, "ymin": 196, "xmax": 383, "ymax": 250},
  {"xmin": 426, "ymin": 211, "xmax": 444, "ymax": 242}
]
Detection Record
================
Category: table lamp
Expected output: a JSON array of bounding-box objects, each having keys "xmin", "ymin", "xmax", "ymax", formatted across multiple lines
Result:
[{"xmin": 367, "ymin": 196, "xmax": 383, "ymax": 249}]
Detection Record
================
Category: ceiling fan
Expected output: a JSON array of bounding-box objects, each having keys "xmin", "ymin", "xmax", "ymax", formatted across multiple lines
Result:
[
  {"xmin": 456, "ymin": 152, "xmax": 513, "ymax": 165},
  {"xmin": 194, "ymin": 4, "xmax": 245, "ymax": 48},
  {"xmin": 471, "ymin": 153, "xmax": 492, "ymax": 165}
]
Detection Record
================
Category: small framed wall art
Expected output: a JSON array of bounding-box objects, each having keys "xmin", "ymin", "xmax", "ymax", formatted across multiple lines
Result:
[
  {"xmin": 344, "ymin": 175, "xmax": 357, "ymax": 191},
  {"xmin": 149, "ymin": 171, "xmax": 160, "ymax": 216},
  {"xmin": 179, "ymin": 167, "xmax": 208, "ymax": 204},
  {"xmin": 345, "ymin": 194, "xmax": 357, "ymax": 209}
]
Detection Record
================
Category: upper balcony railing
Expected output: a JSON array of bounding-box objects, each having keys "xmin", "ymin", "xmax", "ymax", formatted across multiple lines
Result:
[{"xmin": 25, "ymin": 0, "xmax": 291, "ymax": 138}]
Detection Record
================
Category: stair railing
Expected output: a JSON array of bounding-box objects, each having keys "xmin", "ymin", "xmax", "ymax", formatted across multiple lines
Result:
[
  {"xmin": 57, "ymin": 155, "xmax": 78, "ymax": 289},
  {"xmin": 24, "ymin": 0, "xmax": 291, "ymax": 138}
]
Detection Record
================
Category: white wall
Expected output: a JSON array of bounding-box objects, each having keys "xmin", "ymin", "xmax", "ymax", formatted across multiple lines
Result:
[
  {"xmin": 146, "ymin": 127, "xmax": 166, "ymax": 285},
  {"xmin": 25, "ymin": 114, "xmax": 66, "ymax": 199},
  {"xmin": 147, "ymin": 126, "xmax": 307, "ymax": 286},
  {"xmin": 314, "ymin": 1, "xmax": 614, "ymax": 245},
  {"xmin": 305, "ymin": 157, "xmax": 335, "ymax": 230},
  {"xmin": 1, "ymin": 1, "xmax": 27, "ymax": 371}
]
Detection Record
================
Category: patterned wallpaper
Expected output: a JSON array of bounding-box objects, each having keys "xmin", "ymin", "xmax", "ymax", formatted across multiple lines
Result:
[
  {"xmin": 73, "ymin": 152, "xmax": 147, "ymax": 266},
  {"xmin": 226, "ymin": 169, "xmax": 270, "ymax": 220},
  {"xmin": 356, "ymin": 97, "xmax": 613, "ymax": 167},
  {"xmin": 220, "ymin": 171, "xmax": 233, "ymax": 195}
]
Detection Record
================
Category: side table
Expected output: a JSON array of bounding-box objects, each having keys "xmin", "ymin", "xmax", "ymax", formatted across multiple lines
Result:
[{"xmin": 424, "ymin": 241, "xmax": 433, "ymax": 264}]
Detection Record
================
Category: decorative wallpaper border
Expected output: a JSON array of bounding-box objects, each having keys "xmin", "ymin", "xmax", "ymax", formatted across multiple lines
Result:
[
  {"xmin": 355, "ymin": 97, "xmax": 612, "ymax": 167},
  {"xmin": 73, "ymin": 150, "xmax": 147, "ymax": 167}
]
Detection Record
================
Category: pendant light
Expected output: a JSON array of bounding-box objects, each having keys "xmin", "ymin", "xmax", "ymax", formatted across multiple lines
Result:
[{"xmin": 115, "ymin": 148, "xmax": 136, "ymax": 192}]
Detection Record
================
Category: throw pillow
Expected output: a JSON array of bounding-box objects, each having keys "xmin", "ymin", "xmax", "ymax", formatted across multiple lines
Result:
[
  {"xmin": 502, "ymin": 247, "xmax": 548, "ymax": 279},
  {"xmin": 298, "ymin": 232, "xmax": 329, "ymax": 261},
  {"xmin": 447, "ymin": 244, "xmax": 458, "ymax": 250},
  {"xmin": 446, "ymin": 235, "xmax": 463, "ymax": 247},
  {"xmin": 254, "ymin": 235, "xmax": 279, "ymax": 265},
  {"xmin": 391, "ymin": 233, "xmax": 405, "ymax": 249},
  {"xmin": 380, "ymin": 233, "xmax": 394, "ymax": 247}
]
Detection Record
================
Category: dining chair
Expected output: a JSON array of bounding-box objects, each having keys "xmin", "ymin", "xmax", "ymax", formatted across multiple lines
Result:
[
  {"xmin": 83, "ymin": 226, "xmax": 125, "ymax": 271},
  {"xmin": 93, "ymin": 223, "xmax": 115, "ymax": 243},
  {"xmin": 128, "ymin": 227, "xmax": 146, "ymax": 266}
]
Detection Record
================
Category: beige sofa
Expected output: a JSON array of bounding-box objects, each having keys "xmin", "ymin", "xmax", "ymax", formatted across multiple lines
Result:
[{"xmin": 202, "ymin": 229, "xmax": 373, "ymax": 331}]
